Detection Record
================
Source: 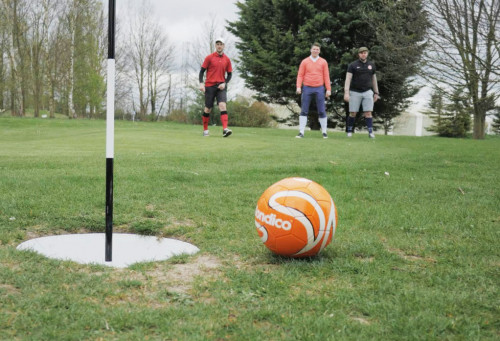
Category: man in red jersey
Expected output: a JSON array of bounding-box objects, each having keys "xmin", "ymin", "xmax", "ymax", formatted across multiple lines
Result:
[{"xmin": 199, "ymin": 38, "xmax": 233, "ymax": 137}]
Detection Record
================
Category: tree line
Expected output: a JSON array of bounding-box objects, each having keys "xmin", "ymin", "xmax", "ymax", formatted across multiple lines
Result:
[
  {"xmin": 0, "ymin": 0, "xmax": 107, "ymax": 118},
  {"xmin": 1, "ymin": 0, "xmax": 498, "ymax": 139},
  {"xmin": 0, "ymin": 0, "xmax": 247, "ymax": 123}
]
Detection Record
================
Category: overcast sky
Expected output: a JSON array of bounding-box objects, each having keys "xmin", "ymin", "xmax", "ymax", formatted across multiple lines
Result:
[
  {"xmin": 117, "ymin": 0, "xmax": 240, "ymax": 47},
  {"xmin": 110, "ymin": 0, "xmax": 431, "ymax": 114}
]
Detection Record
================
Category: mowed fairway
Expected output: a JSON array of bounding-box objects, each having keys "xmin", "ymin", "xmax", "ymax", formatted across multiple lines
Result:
[{"xmin": 0, "ymin": 117, "xmax": 499, "ymax": 340}]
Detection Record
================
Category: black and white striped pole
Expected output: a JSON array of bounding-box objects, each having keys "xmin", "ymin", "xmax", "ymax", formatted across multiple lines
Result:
[
  {"xmin": 17, "ymin": 11, "xmax": 201, "ymax": 265},
  {"xmin": 105, "ymin": 0, "xmax": 116, "ymax": 262}
]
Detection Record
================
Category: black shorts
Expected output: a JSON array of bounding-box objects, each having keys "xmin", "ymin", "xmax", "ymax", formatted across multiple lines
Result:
[{"xmin": 205, "ymin": 84, "xmax": 227, "ymax": 109}]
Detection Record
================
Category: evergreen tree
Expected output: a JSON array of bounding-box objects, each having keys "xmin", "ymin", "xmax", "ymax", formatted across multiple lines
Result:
[
  {"xmin": 491, "ymin": 107, "xmax": 500, "ymax": 135},
  {"xmin": 228, "ymin": 0, "xmax": 427, "ymax": 130},
  {"xmin": 423, "ymin": 86, "xmax": 445, "ymax": 133},
  {"xmin": 425, "ymin": 87, "xmax": 471, "ymax": 137},
  {"xmin": 357, "ymin": 0, "xmax": 428, "ymax": 134}
]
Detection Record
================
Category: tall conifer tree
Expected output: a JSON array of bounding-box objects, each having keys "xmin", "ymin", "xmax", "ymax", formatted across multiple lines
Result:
[{"xmin": 228, "ymin": 0, "xmax": 427, "ymax": 131}]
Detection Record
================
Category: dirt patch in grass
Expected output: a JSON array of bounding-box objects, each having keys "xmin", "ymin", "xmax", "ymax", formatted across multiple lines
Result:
[
  {"xmin": 0, "ymin": 283, "xmax": 21, "ymax": 295},
  {"xmin": 146, "ymin": 254, "xmax": 221, "ymax": 293},
  {"xmin": 380, "ymin": 237, "xmax": 437, "ymax": 263},
  {"xmin": 351, "ymin": 316, "xmax": 371, "ymax": 325},
  {"xmin": 104, "ymin": 254, "xmax": 222, "ymax": 307},
  {"xmin": 354, "ymin": 254, "xmax": 375, "ymax": 263},
  {"xmin": 387, "ymin": 247, "xmax": 437, "ymax": 263},
  {"xmin": 167, "ymin": 217, "xmax": 196, "ymax": 228}
]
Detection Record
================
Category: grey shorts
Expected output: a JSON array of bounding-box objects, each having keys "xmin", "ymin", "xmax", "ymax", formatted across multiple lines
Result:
[{"xmin": 349, "ymin": 90, "xmax": 374, "ymax": 112}]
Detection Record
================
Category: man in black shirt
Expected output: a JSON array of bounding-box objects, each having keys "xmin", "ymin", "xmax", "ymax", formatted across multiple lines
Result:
[{"xmin": 344, "ymin": 47, "xmax": 379, "ymax": 138}]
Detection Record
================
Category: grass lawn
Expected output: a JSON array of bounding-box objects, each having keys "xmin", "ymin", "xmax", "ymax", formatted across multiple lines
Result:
[{"xmin": 0, "ymin": 117, "xmax": 499, "ymax": 340}]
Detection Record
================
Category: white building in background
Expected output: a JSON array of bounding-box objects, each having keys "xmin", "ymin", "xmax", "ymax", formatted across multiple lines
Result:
[
  {"xmin": 390, "ymin": 87, "xmax": 435, "ymax": 136},
  {"xmin": 391, "ymin": 111, "xmax": 435, "ymax": 136}
]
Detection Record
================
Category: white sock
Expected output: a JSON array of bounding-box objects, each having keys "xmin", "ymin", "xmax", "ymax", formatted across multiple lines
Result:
[
  {"xmin": 299, "ymin": 116, "xmax": 307, "ymax": 134},
  {"xmin": 319, "ymin": 117, "xmax": 327, "ymax": 133}
]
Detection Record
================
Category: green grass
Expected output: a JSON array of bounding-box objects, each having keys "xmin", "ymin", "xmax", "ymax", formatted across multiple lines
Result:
[
  {"xmin": 0, "ymin": 117, "xmax": 499, "ymax": 340},
  {"xmin": 0, "ymin": 108, "xmax": 69, "ymax": 119}
]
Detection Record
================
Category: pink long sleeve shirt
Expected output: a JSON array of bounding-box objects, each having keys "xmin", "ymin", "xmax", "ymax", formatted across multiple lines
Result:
[{"xmin": 296, "ymin": 57, "xmax": 331, "ymax": 91}]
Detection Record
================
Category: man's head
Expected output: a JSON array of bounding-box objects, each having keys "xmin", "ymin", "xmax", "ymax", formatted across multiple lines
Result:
[
  {"xmin": 358, "ymin": 47, "xmax": 369, "ymax": 61},
  {"xmin": 310, "ymin": 43, "xmax": 321, "ymax": 58},
  {"xmin": 215, "ymin": 38, "xmax": 225, "ymax": 54}
]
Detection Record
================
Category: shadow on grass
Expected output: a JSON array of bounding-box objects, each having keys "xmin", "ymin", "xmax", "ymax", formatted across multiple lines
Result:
[{"xmin": 266, "ymin": 252, "xmax": 334, "ymax": 264}]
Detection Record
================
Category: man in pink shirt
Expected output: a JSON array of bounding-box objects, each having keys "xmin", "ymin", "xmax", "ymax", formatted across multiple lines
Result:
[{"xmin": 296, "ymin": 43, "xmax": 332, "ymax": 138}]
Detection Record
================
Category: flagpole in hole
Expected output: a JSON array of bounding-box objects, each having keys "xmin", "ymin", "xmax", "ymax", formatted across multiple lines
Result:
[
  {"xmin": 105, "ymin": 0, "xmax": 116, "ymax": 262},
  {"xmin": 16, "ymin": 0, "xmax": 200, "ymax": 268}
]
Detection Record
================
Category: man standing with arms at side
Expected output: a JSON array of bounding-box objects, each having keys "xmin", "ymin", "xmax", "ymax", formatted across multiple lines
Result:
[
  {"xmin": 344, "ymin": 47, "xmax": 379, "ymax": 138},
  {"xmin": 199, "ymin": 38, "xmax": 233, "ymax": 137},
  {"xmin": 296, "ymin": 42, "xmax": 332, "ymax": 138}
]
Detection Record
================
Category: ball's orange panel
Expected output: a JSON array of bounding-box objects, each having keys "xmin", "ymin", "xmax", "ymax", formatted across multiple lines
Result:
[
  {"xmin": 255, "ymin": 177, "xmax": 337, "ymax": 257},
  {"xmin": 273, "ymin": 234, "xmax": 306, "ymax": 256}
]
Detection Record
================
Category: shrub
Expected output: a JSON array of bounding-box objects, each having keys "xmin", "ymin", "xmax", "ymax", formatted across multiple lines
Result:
[
  {"xmin": 185, "ymin": 96, "xmax": 275, "ymax": 128},
  {"xmin": 165, "ymin": 109, "xmax": 190, "ymax": 124},
  {"xmin": 228, "ymin": 97, "xmax": 274, "ymax": 127}
]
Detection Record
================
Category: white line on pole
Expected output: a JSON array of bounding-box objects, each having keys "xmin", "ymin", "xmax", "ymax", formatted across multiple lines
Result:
[{"xmin": 106, "ymin": 59, "xmax": 115, "ymax": 158}]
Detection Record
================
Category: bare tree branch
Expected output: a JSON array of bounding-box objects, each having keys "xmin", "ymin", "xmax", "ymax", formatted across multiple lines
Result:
[{"xmin": 423, "ymin": 0, "xmax": 500, "ymax": 138}]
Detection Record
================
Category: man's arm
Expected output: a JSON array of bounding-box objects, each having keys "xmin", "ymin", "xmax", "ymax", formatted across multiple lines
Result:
[
  {"xmin": 199, "ymin": 67, "xmax": 206, "ymax": 84},
  {"xmin": 372, "ymin": 74, "xmax": 379, "ymax": 101},
  {"xmin": 199, "ymin": 67, "xmax": 206, "ymax": 92},
  {"xmin": 323, "ymin": 61, "xmax": 332, "ymax": 98},
  {"xmin": 344, "ymin": 72, "xmax": 353, "ymax": 102},
  {"xmin": 296, "ymin": 60, "xmax": 305, "ymax": 94}
]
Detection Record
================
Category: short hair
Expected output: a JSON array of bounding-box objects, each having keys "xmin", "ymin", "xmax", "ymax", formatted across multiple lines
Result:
[{"xmin": 312, "ymin": 42, "xmax": 321, "ymax": 48}]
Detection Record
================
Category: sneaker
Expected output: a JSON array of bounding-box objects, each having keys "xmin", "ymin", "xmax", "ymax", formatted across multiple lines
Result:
[
  {"xmin": 223, "ymin": 129, "xmax": 232, "ymax": 137},
  {"xmin": 296, "ymin": 133, "xmax": 304, "ymax": 138},
  {"xmin": 369, "ymin": 133, "xmax": 375, "ymax": 139},
  {"xmin": 347, "ymin": 132, "xmax": 352, "ymax": 137},
  {"xmin": 203, "ymin": 130, "xmax": 209, "ymax": 137},
  {"xmin": 322, "ymin": 133, "xmax": 328, "ymax": 139}
]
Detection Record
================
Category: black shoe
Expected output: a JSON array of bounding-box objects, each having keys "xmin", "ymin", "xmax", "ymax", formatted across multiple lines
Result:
[
  {"xmin": 322, "ymin": 133, "xmax": 328, "ymax": 139},
  {"xmin": 223, "ymin": 129, "xmax": 232, "ymax": 137},
  {"xmin": 296, "ymin": 133, "xmax": 304, "ymax": 138}
]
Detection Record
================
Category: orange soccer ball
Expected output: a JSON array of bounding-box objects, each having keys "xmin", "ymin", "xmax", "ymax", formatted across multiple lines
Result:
[{"xmin": 255, "ymin": 177, "xmax": 338, "ymax": 257}]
